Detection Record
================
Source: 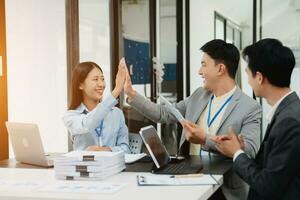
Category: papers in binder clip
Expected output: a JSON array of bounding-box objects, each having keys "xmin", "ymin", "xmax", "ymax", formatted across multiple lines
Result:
[
  {"xmin": 159, "ymin": 95, "xmax": 185, "ymax": 122},
  {"xmin": 53, "ymin": 151, "xmax": 125, "ymax": 181}
]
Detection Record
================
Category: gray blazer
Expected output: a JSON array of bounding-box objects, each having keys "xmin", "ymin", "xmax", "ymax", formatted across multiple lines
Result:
[
  {"xmin": 129, "ymin": 86, "xmax": 262, "ymax": 200},
  {"xmin": 129, "ymin": 87, "xmax": 261, "ymax": 157}
]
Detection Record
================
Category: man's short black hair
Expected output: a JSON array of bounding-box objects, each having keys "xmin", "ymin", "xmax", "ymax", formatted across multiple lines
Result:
[
  {"xmin": 242, "ymin": 38, "xmax": 295, "ymax": 87},
  {"xmin": 200, "ymin": 39, "xmax": 240, "ymax": 79}
]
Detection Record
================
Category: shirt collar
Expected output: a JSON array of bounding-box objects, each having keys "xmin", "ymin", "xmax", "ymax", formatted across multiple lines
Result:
[
  {"xmin": 76, "ymin": 101, "xmax": 114, "ymax": 114},
  {"xmin": 76, "ymin": 103, "xmax": 89, "ymax": 114},
  {"xmin": 266, "ymin": 90, "xmax": 294, "ymax": 123},
  {"xmin": 214, "ymin": 86, "xmax": 237, "ymax": 102}
]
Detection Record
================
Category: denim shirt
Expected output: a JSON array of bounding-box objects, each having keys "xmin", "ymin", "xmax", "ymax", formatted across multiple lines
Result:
[{"xmin": 63, "ymin": 94, "xmax": 130, "ymax": 153}]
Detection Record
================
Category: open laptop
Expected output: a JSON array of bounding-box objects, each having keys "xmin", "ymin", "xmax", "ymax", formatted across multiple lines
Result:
[
  {"xmin": 139, "ymin": 125, "xmax": 203, "ymax": 174},
  {"xmin": 5, "ymin": 122, "xmax": 58, "ymax": 167}
]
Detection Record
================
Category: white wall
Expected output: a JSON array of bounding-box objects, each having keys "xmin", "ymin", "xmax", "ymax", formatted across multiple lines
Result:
[
  {"xmin": 159, "ymin": 3, "xmax": 177, "ymax": 64},
  {"xmin": 189, "ymin": 1, "xmax": 214, "ymax": 93},
  {"xmin": 5, "ymin": 0, "xmax": 68, "ymax": 156},
  {"xmin": 189, "ymin": 0, "xmax": 253, "ymax": 93},
  {"xmin": 79, "ymin": 0, "xmax": 111, "ymax": 97}
]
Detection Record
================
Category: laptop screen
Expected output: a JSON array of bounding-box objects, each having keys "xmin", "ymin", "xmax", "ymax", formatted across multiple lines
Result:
[{"xmin": 139, "ymin": 126, "xmax": 169, "ymax": 168}]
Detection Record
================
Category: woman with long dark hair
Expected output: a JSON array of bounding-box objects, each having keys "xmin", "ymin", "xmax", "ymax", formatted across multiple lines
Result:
[{"xmin": 63, "ymin": 58, "xmax": 130, "ymax": 153}]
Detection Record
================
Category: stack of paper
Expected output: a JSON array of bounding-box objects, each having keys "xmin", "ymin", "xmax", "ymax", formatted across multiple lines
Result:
[
  {"xmin": 54, "ymin": 151, "xmax": 125, "ymax": 180},
  {"xmin": 125, "ymin": 153, "xmax": 147, "ymax": 164}
]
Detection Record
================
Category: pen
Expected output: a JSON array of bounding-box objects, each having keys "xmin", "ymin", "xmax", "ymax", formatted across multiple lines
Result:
[{"xmin": 170, "ymin": 173, "xmax": 203, "ymax": 178}]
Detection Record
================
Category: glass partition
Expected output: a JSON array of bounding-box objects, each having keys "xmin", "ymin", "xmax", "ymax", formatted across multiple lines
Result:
[{"xmin": 260, "ymin": 0, "xmax": 300, "ymax": 135}]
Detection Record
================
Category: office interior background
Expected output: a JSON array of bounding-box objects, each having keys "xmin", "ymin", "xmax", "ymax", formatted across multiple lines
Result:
[{"xmin": 0, "ymin": 0, "xmax": 299, "ymax": 159}]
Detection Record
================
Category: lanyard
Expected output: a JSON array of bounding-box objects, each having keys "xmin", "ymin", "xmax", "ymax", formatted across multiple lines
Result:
[
  {"xmin": 207, "ymin": 94, "xmax": 233, "ymax": 128},
  {"xmin": 95, "ymin": 120, "xmax": 104, "ymax": 137},
  {"xmin": 83, "ymin": 109, "xmax": 104, "ymax": 138},
  {"xmin": 82, "ymin": 109, "xmax": 104, "ymax": 146},
  {"xmin": 95, "ymin": 120, "xmax": 104, "ymax": 146}
]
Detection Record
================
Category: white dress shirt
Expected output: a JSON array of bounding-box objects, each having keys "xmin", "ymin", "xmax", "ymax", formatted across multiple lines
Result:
[{"xmin": 265, "ymin": 90, "xmax": 294, "ymax": 123}]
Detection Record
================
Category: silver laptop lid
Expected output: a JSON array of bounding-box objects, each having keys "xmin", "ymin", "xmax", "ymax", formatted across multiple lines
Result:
[{"xmin": 5, "ymin": 122, "xmax": 51, "ymax": 167}]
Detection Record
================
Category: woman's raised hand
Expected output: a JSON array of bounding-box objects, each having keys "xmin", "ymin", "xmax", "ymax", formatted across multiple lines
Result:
[
  {"xmin": 112, "ymin": 58, "xmax": 126, "ymax": 98},
  {"xmin": 124, "ymin": 63, "xmax": 136, "ymax": 102}
]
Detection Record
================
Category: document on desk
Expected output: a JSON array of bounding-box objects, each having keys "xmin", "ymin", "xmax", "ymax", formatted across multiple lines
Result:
[
  {"xmin": 159, "ymin": 95, "xmax": 185, "ymax": 122},
  {"xmin": 137, "ymin": 174, "xmax": 221, "ymax": 186},
  {"xmin": 0, "ymin": 179, "xmax": 126, "ymax": 194},
  {"xmin": 38, "ymin": 182, "xmax": 127, "ymax": 194},
  {"xmin": 0, "ymin": 179, "xmax": 42, "ymax": 192}
]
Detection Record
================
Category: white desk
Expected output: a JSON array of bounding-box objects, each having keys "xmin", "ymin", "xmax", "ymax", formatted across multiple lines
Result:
[{"xmin": 0, "ymin": 168, "xmax": 223, "ymax": 200}]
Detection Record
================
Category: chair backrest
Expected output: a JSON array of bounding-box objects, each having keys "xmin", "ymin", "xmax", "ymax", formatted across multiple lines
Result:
[{"xmin": 129, "ymin": 133, "xmax": 143, "ymax": 154}]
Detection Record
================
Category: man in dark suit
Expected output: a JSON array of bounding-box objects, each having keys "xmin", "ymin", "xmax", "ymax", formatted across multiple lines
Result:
[{"xmin": 214, "ymin": 38, "xmax": 300, "ymax": 199}]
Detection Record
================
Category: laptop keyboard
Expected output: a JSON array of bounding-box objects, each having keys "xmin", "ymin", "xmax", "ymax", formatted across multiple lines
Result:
[
  {"xmin": 154, "ymin": 160, "xmax": 201, "ymax": 174},
  {"xmin": 164, "ymin": 162, "xmax": 189, "ymax": 173}
]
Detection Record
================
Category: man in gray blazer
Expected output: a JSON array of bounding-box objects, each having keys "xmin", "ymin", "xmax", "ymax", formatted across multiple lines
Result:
[{"xmin": 124, "ymin": 39, "xmax": 262, "ymax": 200}]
